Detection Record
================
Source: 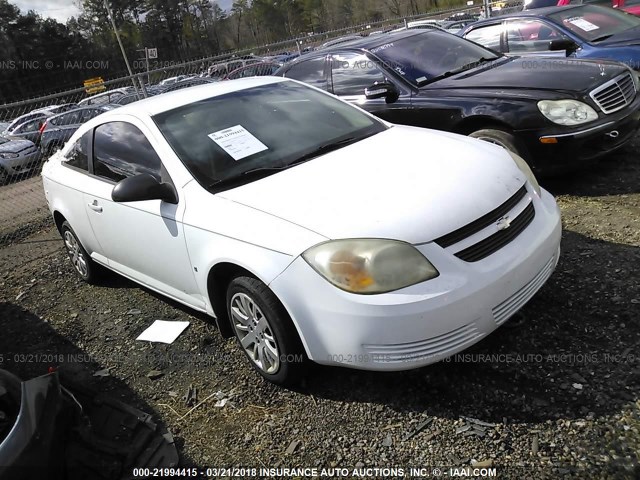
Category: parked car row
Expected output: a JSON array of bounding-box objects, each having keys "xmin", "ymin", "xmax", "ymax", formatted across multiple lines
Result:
[{"xmin": 275, "ymin": 23, "xmax": 640, "ymax": 174}]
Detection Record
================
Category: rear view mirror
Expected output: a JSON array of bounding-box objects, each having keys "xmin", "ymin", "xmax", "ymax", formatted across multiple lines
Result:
[
  {"xmin": 548, "ymin": 39, "xmax": 578, "ymax": 53},
  {"xmin": 112, "ymin": 173, "xmax": 178, "ymax": 204},
  {"xmin": 365, "ymin": 82, "xmax": 400, "ymax": 103}
]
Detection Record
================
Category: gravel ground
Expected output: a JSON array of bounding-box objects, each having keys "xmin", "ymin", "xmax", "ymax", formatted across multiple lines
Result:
[{"xmin": 0, "ymin": 139, "xmax": 639, "ymax": 479}]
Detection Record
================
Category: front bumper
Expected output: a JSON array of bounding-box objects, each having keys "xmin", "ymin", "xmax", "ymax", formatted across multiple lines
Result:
[
  {"xmin": 516, "ymin": 94, "xmax": 640, "ymax": 175},
  {"xmin": 270, "ymin": 186, "xmax": 562, "ymax": 371},
  {"xmin": 0, "ymin": 150, "xmax": 41, "ymax": 175}
]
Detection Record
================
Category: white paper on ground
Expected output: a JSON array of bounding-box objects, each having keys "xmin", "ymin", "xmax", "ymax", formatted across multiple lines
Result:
[
  {"xmin": 136, "ymin": 320, "xmax": 190, "ymax": 344},
  {"xmin": 208, "ymin": 124, "xmax": 268, "ymax": 160}
]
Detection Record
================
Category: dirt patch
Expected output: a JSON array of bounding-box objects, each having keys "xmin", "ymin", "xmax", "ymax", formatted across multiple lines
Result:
[{"xmin": 1, "ymin": 139, "xmax": 639, "ymax": 478}]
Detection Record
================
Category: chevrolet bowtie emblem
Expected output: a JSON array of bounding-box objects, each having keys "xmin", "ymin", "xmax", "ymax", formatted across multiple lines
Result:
[{"xmin": 496, "ymin": 216, "xmax": 512, "ymax": 231}]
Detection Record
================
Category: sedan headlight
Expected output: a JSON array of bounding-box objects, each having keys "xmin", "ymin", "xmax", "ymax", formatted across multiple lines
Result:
[
  {"xmin": 537, "ymin": 99, "xmax": 598, "ymax": 126},
  {"xmin": 0, "ymin": 152, "xmax": 19, "ymax": 159},
  {"xmin": 509, "ymin": 151, "xmax": 541, "ymax": 197},
  {"xmin": 302, "ymin": 239, "xmax": 439, "ymax": 294}
]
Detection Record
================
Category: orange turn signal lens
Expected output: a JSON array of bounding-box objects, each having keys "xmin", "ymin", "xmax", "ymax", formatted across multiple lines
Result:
[{"xmin": 540, "ymin": 137, "xmax": 558, "ymax": 144}]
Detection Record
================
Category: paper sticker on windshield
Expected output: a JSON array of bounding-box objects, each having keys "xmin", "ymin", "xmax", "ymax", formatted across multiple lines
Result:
[
  {"xmin": 567, "ymin": 18, "xmax": 599, "ymax": 32},
  {"xmin": 208, "ymin": 125, "xmax": 268, "ymax": 161}
]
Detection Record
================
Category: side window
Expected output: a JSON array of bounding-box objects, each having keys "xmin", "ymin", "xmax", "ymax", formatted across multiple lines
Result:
[
  {"xmin": 93, "ymin": 121, "xmax": 162, "ymax": 183},
  {"xmin": 284, "ymin": 58, "xmax": 327, "ymax": 90},
  {"xmin": 65, "ymin": 132, "xmax": 90, "ymax": 171},
  {"xmin": 18, "ymin": 119, "xmax": 42, "ymax": 133},
  {"xmin": 506, "ymin": 20, "xmax": 564, "ymax": 53},
  {"xmin": 330, "ymin": 53, "xmax": 387, "ymax": 96},
  {"xmin": 464, "ymin": 24, "xmax": 505, "ymax": 52},
  {"xmin": 60, "ymin": 111, "xmax": 81, "ymax": 126}
]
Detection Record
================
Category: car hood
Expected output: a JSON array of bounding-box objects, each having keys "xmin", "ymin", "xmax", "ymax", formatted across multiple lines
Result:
[
  {"xmin": 218, "ymin": 125, "xmax": 528, "ymax": 245},
  {"xmin": 427, "ymin": 56, "xmax": 628, "ymax": 94},
  {"xmin": 0, "ymin": 139, "xmax": 35, "ymax": 153}
]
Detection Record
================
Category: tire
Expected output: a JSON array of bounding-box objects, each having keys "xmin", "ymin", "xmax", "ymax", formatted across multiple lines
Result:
[
  {"xmin": 226, "ymin": 276, "xmax": 306, "ymax": 386},
  {"xmin": 469, "ymin": 128, "xmax": 523, "ymax": 157},
  {"xmin": 60, "ymin": 221, "xmax": 101, "ymax": 284}
]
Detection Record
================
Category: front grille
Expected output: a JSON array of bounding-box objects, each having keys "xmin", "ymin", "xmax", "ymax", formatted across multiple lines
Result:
[
  {"xmin": 590, "ymin": 72, "xmax": 636, "ymax": 114},
  {"xmin": 434, "ymin": 186, "xmax": 527, "ymax": 248},
  {"xmin": 455, "ymin": 202, "xmax": 535, "ymax": 262}
]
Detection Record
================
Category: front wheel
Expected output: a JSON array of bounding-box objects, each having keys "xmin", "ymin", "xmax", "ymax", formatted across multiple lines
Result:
[
  {"xmin": 60, "ymin": 221, "xmax": 101, "ymax": 284},
  {"xmin": 469, "ymin": 128, "xmax": 523, "ymax": 157},
  {"xmin": 226, "ymin": 276, "xmax": 306, "ymax": 386}
]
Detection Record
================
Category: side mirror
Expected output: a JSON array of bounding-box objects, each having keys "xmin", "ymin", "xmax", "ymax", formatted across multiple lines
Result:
[
  {"xmin": 364, "ymin": 82, "xmax": 400, "ymax": 103},
  {"xmin": 112, "ymin": 173, "xmax": 178, "ymax": 204},
  {"xmin": 548, "ymin": 38, "xmax": 578, "ymax": 53}
]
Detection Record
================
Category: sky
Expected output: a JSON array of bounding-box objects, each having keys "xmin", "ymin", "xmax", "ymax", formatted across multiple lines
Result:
[{"xmin": 11, "ymin": 0, "xmax": 234, "ymax": 23}]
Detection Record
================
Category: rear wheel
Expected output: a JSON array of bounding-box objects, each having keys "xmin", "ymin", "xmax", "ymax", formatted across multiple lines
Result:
[
  {"xmin": 226, "ymin": 276, "xmax": 306, "ymax": 386},
  {"xmin": 60, "ymin": 221, "xmax": 101, "ymax": 284},
  {"xmin": 469, "ymin": 128, "xmax": 523, "ymax": 157}
]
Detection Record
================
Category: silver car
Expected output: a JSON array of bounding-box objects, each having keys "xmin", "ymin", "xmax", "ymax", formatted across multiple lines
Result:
[{"xmin": 0, "ymin": 136, "xmax": 40, "ymax": 185}]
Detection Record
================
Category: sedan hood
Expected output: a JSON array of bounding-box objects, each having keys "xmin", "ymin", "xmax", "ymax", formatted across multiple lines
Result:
[
  {"xmin": 429, "ymin": 56, "xmax": 628, "ymax": 94},
  {"xmin": 0, "ymin": 139, "xmax": 35, "ymax": 153},
  {"xmin": 218, "ymin": 126, "xmax": 528, "ymax": 245}
]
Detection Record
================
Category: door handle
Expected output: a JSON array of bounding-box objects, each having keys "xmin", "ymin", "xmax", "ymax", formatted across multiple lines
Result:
[{"xmin": 88, "ymin": 200, "xmax": 103, "ymax": 213}]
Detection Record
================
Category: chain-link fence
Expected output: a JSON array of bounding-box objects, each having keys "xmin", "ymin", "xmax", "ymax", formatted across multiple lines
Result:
[{"xmin": 0, "ymin": 1, "xmax": 522, "ymax": 247}]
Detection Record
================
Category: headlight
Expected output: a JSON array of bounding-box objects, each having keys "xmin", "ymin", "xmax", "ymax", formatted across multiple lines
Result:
[
  {"xmin": 509, "ymin": 150, "xmax": 541, "ymax": 197},
  {"xmin": 537, "ymin": 99, "xmax": 598, "ymax": 126},
  {"xmin": 302, "ymin": 239, "xmax": 439, "ymax": 294},
  {"xmin": 0, "ymin": 152, "xmax": 18, "ymax": 159}
]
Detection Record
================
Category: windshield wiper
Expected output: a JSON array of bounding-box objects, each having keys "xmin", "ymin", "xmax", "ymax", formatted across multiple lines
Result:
[
  {"xmin": 207, "ymin": 136, "xmax": 364, "ymax": 193},
  {"xmin": 417, "ymin": 56, "xmax": 498, "ymax": 86},
  {"xmin": 591, "ymin": 34, "xmax": 613, "ymax": 42},
  {"xmin": 284, "ymin": 136, "xmax": 360, "ymax": 167}
]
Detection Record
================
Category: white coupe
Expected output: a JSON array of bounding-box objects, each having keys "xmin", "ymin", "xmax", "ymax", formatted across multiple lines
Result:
[{"xmin": 42, "ymin": 77, "xmax": 561, "ymax": 385}]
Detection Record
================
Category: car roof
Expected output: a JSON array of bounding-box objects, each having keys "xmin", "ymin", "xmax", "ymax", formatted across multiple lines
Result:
[
  {"xmin": 313, "ymin": 29, "xmax": 440, "ymax": 52},
  {"xmin": 473, "ymin": 4, "xmax": 585, "ymax": 22},
  {"xmin": 103, "ymin": 76, "xmax": 289, "ymax": 117}
]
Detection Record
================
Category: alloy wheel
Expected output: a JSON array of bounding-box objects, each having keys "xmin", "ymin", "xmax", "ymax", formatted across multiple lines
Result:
[
  {"xmin": 64, "ymin": 230, "xmax": 88, "ymax": 278},
  {"xmin": 230, "ymin": 292, "xmax": 280, "ymax": 374}
]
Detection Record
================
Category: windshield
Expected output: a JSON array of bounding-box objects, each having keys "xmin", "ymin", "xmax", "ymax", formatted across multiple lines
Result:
[
  {"xmin": 372, "ymin": 31, "xmax": 501, "ymax": 86},
  {"xmin": 153, "ymin": 81, "xmax": 386, "ymax": 188},
  {"xmin": 548, "ymin": 5, "xmax": 640, "ymax": 41}
]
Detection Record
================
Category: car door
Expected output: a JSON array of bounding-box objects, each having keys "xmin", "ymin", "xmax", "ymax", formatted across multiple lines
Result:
[
  {"xmin": 83, "ymin": 119, "xmax": 203, "ymax": 308},
  {"xmin": 328, "ymin": 51, "xmax": 413, "ymax": 123},
  {"xmin": 505, "ymin": 19, "xmax": 571, "ymax": 57},
  {"xmin": 55, "ymin": 132, "xmax": 104, "ymax": 258}
]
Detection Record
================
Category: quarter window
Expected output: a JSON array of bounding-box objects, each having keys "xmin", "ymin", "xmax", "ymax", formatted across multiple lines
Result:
[
  {"xmin": 93, "ymin": 121, "xmax": 162, "ymax": 182},
  {"xmin": 331, "ymin": 53, "xmax": 387, "ymax": 96},
  {"xmin": 65, "ymin": 132, "xmax": 90, "ymax": 171}
]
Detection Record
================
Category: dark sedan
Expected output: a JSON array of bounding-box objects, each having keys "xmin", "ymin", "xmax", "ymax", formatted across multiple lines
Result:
[
  {"xmin": 40, "ymin": 105, "xmax": 118, "ymax": 155},
  {"xmin": 459, "ymin": 5, "xmax": 640, "ymax": 70},
  {"xmin": 276, "ymin": 29, "xmax": 640, "ymax": 174}
]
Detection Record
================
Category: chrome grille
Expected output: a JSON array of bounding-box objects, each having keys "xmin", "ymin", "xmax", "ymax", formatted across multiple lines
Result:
[{"xmin": 590, "ymin": 72, "xmax": 636, "ymax": 114}]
